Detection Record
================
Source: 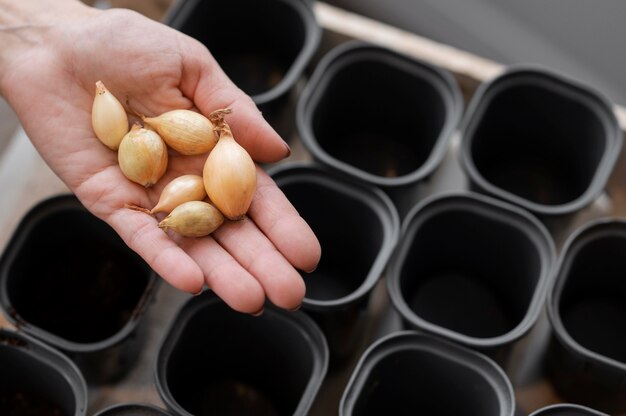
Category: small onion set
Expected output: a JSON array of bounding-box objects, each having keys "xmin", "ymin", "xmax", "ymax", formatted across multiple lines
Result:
[{"xmin": 91, "ymin": 80, "xmax": 257, "ymax": 237}]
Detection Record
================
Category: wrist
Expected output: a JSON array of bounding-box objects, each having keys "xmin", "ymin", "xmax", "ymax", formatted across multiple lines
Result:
[{"xmin": 0, "ymin": 0, "xmax": 97, "ymax": 96}]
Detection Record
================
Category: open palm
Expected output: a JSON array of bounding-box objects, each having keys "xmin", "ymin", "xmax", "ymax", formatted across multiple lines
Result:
[{"xmin": 0, "ymin": 6, "xmax": 319, "ymax": 313}]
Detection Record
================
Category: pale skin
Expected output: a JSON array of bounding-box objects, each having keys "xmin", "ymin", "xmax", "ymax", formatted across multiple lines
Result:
[{"xmin": 0, "ymin": 0, "xmax": 320, "ymax": 314}]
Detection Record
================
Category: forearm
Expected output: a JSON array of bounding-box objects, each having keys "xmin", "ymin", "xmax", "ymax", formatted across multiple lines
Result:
[{"xmin": 0, "ymin": 0, "xmax": 95, "ymax": 95}]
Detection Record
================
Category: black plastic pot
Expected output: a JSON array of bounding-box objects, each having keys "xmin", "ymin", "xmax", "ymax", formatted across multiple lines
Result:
[
  {"xmin": 165, "ymin": 0, "xmax": 321, "ymax": 138},
  {"xmin": 297, "ymin": 41, "xmax": 463, "ymax": 217},
  {"xmin": 387, "ymin": 192, "xmax": 556, "ymax": 365},
  {"xmin": 546, "ymin": 219, "xmax": 626, "ymax": 413},
  {"xmin": 339, "ymin": 330, "xmax": 515, "ymax": 416},
  {"xmin": 529, "ymin": 404, "xmax": 608, "ymax": 416},
  {"xmin": 459, "ymin": 66, "xmax": 621, "ymax": 217},
  {"xmin": 269, "ymin": 163, "xmax": 400, "ymax": 365},
  {"xmin": 0, "ymin": 329, "xmax": 87, "ymax": 416},
  {"xmin": 156, "ymin": 291, "xmax": 328, "ymax": 416},
  {"xmin": 0, "ymin": 194, "xmax": 158, "ymax": 384},
  {"xmin": 94, "ymin": 403, "xmax": 173, "ymax": 416}
]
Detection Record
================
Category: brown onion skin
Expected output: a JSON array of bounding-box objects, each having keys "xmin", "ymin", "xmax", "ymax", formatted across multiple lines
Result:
[
  {"xmin": 151, "ymin": 174, "xmax": 206, "ymax": 214},
  {"xmin": 202, "ymin": 128, "xmax": 256, "ymax": 220},
  {"xmin": 158, "ymin": 200, "xmax": 224, "ymax": 237},
  {"xmin": 118, "ymin": 125, "xmax": 168, "ymax": 187},
  {"xmin": 143, "ymin": 109, "xmax": 217, "ymax": 155}
]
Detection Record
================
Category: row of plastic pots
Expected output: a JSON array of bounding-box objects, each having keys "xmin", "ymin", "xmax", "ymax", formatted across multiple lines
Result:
[
  {"xmin": 1, "ymin": 0, "xmax": 624, "ymax": 413},
  {"xmin": 165, "ymin": 0, "xmax": 621, "ymax": 223},
  {"xmin": 163, "ymin": 3, "xmax": 621, "ymax": 414},
  {"xmin": 272, "ymin": 164, "xmax": 626, "ymax": 415},
  {"xmin": 0, "ymin": 293, "xmax": 613, "ymax": 416},
  {"xmin": 293, "ymin": 39, "xmax": 621, "ymax": 221},
  {"xmin": 159, "ymin": 1, "xmax": 626, "ymax": 412},
  {"xmin": 0, "ymin": 172, "xmax": 624, "ymax": 415}
]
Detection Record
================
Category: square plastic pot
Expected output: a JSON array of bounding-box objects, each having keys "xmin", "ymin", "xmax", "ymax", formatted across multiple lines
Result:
[
  {"xmin": 297, "ymin": 41, "xmax": 463, "ymax": 217},
  {"xmin": 459, "ymin": 66, "xmax": 621, "ymax": 217},
  {"xmin": 94, "ymin": 404, "xmax": 173, "ymax": 416},
  {"xmin": 546, "ymin": 219, "xmax": 626, "ymax": 413},
  {"xmin": 269, "ymin": 163, "xmax": 399, "ymax": 365},
  {"xmin": 155, "ymin": 292, "xmax": 328, "ymax": 416},
  {"xmin": 529, "ymin": 404, "xmax": 608, "ymax": 416},
  {"xmin": 387, "ymin": 192, "xmax": 556, "ymax": 365},
  {"xmin": 339, "ymin": 331, "xmax": 515, "ymax": 416},
  {"xmin": 0, "ymin": 194, "xmax": 158, "ymax": 384},
  {"xmin": 165, "ymin": 0, "xmax": 321, "ymax": 138},
  {"xmin": 0, "ymin": 329, "xmax": 87, "ymax": 416}
]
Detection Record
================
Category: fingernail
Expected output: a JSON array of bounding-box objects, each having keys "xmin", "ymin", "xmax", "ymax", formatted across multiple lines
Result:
[
  {"xmin": 251, "ymin": 307, "xmax": 264, "ymax": 317},
  {"xmin": 283, "ymin": 142, "xmax": 291, "ymax": 158},
  {"xmin": 289, "ymin": 303, "xmax": 302, "ymax": 312},
  {"xmin": 192, "ymin": 287, "xmax": 204, "ymax": 296},
  {"xmin": 304, "ymin": 265, "xmax": 317, "ymax": 274}
]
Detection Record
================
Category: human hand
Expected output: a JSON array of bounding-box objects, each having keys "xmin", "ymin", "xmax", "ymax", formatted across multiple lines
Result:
[{"xmin": 0, "ymin": 1, "xmax": 320, "ymax": 314}]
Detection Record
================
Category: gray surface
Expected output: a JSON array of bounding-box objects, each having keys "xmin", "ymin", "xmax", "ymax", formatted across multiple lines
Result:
[{"xmin": 325, "ymin": 0, "xmax": 626, "ymax": 107}]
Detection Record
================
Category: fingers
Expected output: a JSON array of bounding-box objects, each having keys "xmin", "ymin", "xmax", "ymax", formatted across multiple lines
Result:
[
  {"xmin": 184, "ymin": 173, "xmax": 320, "ymax": 311},
  {"xmin": 110, "ymin": 191, "xmax": 310, "ymax": 312},
  {"xmin": 108, "ymin": 208, "xmax": 205, "ymax": 294},
  {"xmin": 212, "ymin": 217, "xmax": 306, "ymax": 311},
  {"xmin": 248, "ymin": 169, "xmax": 321, "ymax": 273},
  {"xmin": 180, "ymin": 237, "xmax": 266, "ymax": 314},
  {"xmin": 111, "ymin": 204, "xmax": 270, "ymax": 313},
  {"xmin": 179, "ymin": 41, "xmax": 290, "ymax": 163},
  {"xmin": 195, "ymin": 168, "xmax": 319, "ymax": 311}
]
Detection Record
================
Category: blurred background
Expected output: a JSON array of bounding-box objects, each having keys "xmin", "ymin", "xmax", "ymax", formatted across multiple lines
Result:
[
  {"xmin": 3, "ymin": 0, "xmax": 626, "ymax": 150},
  {"xmin": 326, "ymin": 0, "xmax": 626, "ymax": 108}
]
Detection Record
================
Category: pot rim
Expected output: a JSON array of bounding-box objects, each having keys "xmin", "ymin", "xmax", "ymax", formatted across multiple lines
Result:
[
  {"xmin": 0, "ymin": 194, "xmax": 159, "ymax": 353},
  {"xmin": 387, "ymin": 190, "xmax": 556, "ymax": 348},
  {"xmin": 155, "ymin": 292, "xmax": 329, "ymax": 416},
  {"xmin": 546, "ymin": 217, "xmax": 626, "ymax": 373},
  {"xmin": 0, "ymin": 328, "xmax": 88, "ymax": 416},
  {"xmin": 339, "ymin": 330, "xmax": 515, "ymax": 416},
  {"xmin": 92, "ymin": 403, "xmax": 173, "ymax": 416},
  {"xmin": 297, "ymin": 40, "xmax": 463, "ymax": 187},
  {"xmin": 267, "ymin": 161, "xmax": 400, "ymax": 308},
  {"xmin": 164, "ymin": 0, "xmax": 322, "ymax": 105},
  {"xmin": 528, "ymin": 403, "xmax": 609, "ymax": 415},
  {"xmin": 458, "ymin": 64, "xmax": 622, "ymax": 216}
]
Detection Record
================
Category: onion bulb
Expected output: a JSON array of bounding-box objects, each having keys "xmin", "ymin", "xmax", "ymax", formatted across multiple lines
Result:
[
  {"xmin": 91, "ymin": 81, "xmax": 129, "ymax": 150},
  {"xmin": 203, "ymin": 124, "xmax": 256, "ymax": 220},
  {"xmin": 142, "ymin": 109, "xmax": 218, "ymax": 155},
  {"xmin": 150, "ymin": 174, "xmax": 206, "ymax": 214},
  {"xmin": 118, "ymin": 124, "xmax": 168, "ymax": 187},
  {"xmin": 158, "ymin": 200, "xmax": 224, "ymax": 237}
]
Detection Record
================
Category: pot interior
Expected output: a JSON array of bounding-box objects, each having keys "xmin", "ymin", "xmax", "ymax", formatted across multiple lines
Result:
[
  {"xmin": 176, "ymin": 0, "xmax": 308, "ymax": 96},
  {"xmin": 5, "ymin": 209, "xmax": 152, "ymax": 344},
  {"xmin": 399, "ymin": 206, "xmax": 542, "ymax": 338},
  {"xmin": 164, "ymin": 304, "xmax": 317, "ymax": 416},
  {"xmin": 351, "ymin": 347, "xmax": 503, "ymax": 416},
  {"xmin": 279, "ymin": 179, "xmax": 385, "ymax": 301},
  {"xmin": 558, "ymin": 234, "xmax": 626, "ymax": 363},
  {"xmin": 0, "ymin": 337, "xmax": 77, "ymax": 416},
  {"xmin": 469, "ymin": 78, "xmax": 607, "ymax": 206},
  {"xmin": 311, "ymin": 57, "xmax": 448, "ymax": 178}
]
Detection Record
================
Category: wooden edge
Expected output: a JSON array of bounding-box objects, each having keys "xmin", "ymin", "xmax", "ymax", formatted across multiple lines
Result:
[{"xmin": 314, "ymin": 2, "xmax": 626, "ymax": 132}]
